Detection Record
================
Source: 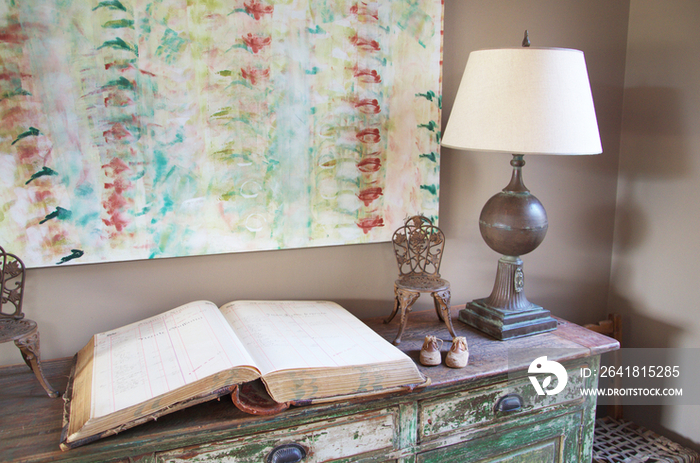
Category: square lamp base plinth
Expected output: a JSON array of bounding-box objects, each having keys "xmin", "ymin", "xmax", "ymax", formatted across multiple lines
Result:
[{"xmin": 458, "ymin": 299, "xmax": 558, "ymax": 341}]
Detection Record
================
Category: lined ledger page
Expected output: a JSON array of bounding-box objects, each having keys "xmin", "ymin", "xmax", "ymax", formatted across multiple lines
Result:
[
  {"xmin": 220, "ymin": 300, "xmax": 410, "ymax": 376},
  {"xmin": 90, "ymin": 300, "xmax": 257, "ymax": 418}
]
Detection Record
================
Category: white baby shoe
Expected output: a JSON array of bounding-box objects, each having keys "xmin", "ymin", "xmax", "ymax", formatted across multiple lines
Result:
[
  {"xmin": 445, "ymin": 336, "xmax": 469, "ymax": 368},
  {"xmin": 419, "ymin": 335, "xmax": 442, "ymax": 366}
]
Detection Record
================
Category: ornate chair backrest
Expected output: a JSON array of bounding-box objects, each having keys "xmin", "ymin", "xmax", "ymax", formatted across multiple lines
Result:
[
  {"xmin": 392, "ymin": 216, "xmax": 445, "ymax": 278},
  {"xmin": 1, "ymin": 245, "xmax": 26, "ymax": 320}
]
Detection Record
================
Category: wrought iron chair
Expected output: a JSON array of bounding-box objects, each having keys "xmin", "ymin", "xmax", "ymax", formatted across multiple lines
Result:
[
  {"xmin": 0, "ymin": 246, "xmax": 59, "ymax": 397},
  {"xmin": 384, "ymin": 216, "xmax": 457, "ymax": 345}
]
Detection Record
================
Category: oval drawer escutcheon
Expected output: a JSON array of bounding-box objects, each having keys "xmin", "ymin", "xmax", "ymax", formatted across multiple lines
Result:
[{"xmin": 267, "ymin": 443, "xmax": 307, "ymax": 463}]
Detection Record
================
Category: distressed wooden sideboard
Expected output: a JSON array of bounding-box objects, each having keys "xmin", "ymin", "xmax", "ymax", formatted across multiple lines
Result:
[{"xmin": 0, "ymin": 310, "xmax": 617, "ymax": 463}]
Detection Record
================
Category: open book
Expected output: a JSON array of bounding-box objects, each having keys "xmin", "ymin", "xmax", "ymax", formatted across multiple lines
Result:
[{"xmin": 61, "ymin": 300, "xmax": 426, "ymax": 450}]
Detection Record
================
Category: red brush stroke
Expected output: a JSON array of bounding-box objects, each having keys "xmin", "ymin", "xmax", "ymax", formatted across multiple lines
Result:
[
  {"xmin": 35, "ymin": 190, "xmax": 53, "ymax": 203},
  {"xmin": 357, "ymin": 157, "xmax": 381, "ymax": 173},
  {"xmin": 0, "ymin": 71, "xmax": 32, "ymax": 81},
  {"xmin": 0, "ymin": 23, "xmax": 27, "ymax": 44},
  {"xmin": 102, "ymin": 211, "xmax": 129, "ymax": 232},
  {"xmin": 352, "ymin": 66, "xmax": 381, "ymax": 83},
  {"xmin": 105, "ymin": 91, "xmax": 134, "ymax": 107},
  {"xmin": 15, "ymin": 142, "xmax": 51, "ymax": 164},
  {"xmin": 104, "ymin": 176, "xmax": 129, "ymax": 194},
  {"xmin": 103, "ymin": 122, "xmax": 132, "ymax": 143},
  {"xmin": 245, "ymin": 0, "xmax": 274, "ymax": 20},
  {"xmin": 50, "ymin": 232, "xmax": 68, "ymax": 246},
  {"xmin": 357, "ymin": 187, "xmax": 383, "ymax": 206},
  {"xmin": 102, "ymin": 157, "xmax": 130, "ymax": 175},
  {"xmin": 356, "ymin": 128, "xmax": 381, "ymax": 144},
  {"xmin": 350, "ymin": 34, "xmax": 380, "ymax": 52},
  {"xmin": 103, "ymin": 190, "xmax": 128, "ymax": 214},
  {"xmin": 350, "ymin": 2, "xmax": 379, "ymax": 21},
  {"xmin": 354, "ymin": 98, "xmax": 381, "ymax": 114},
  {"xmin": 1, "ymin": 106, "xmax": 35, "ymax": 126},
  {"xmin": 241, "ymin": 67, "xmax": 270, "ymax": 85},
  {"xmin": 104, "ymin": 62, "xmax": 156, "ymax": 77},
  {"xmin": 357, "ymin": 216, "xmax": 384, "ymax": 234},
  {"xmin": 242, "ymin": 33, "xmax": 272, "ymax": 54}
]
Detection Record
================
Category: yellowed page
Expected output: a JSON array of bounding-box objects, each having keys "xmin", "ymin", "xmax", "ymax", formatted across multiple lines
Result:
[
  {"xmin": 219, "ymin": 300, "xmax": 411, "ymax": 377},
  {"xmin": 91, "ymin": 300, "xmax": 257, "ymax": 419}
]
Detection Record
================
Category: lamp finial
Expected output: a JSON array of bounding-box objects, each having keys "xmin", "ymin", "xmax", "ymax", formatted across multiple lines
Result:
[{"xmin": 522, "ymin": 30, "xmax": 530, "ymax": 47}]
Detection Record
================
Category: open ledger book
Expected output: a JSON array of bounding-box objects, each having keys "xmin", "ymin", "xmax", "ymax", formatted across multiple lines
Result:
[{"xmin": 61, "ymin": 300, "xmax": 427, "ymax": 450}]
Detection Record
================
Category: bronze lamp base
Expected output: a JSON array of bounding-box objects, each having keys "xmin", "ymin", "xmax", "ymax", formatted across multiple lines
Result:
[
  {"xmin": 459, "ymin": 256, "xmax": 557, "ymax": 340},
  {"xmin": 460, "ymin": 154, "xmax": 557, "ymax": 340}
]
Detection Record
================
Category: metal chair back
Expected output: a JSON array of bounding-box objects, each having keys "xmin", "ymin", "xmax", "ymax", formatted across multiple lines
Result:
[
  {"xmin": 392, "ymin": 216, "xmax": 445, "ymax": 279},
  {"xmin": 1, "ymin": 245, "xmax": 26, "ymax": 320}
]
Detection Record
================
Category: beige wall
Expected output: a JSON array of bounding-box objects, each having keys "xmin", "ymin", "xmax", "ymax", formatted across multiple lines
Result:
[
  {"xmin": 1, "ymin": 0, "xmax": 630, "ymax": 385},
  {"xmin": 611, "ymin": 0, "xmax": 700, "ymax": 447}
]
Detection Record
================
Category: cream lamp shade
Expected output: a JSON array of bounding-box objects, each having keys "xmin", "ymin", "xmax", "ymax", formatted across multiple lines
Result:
[{"xmin": 442, "ymin": 47, "xmax": 602, "ymax": 156}]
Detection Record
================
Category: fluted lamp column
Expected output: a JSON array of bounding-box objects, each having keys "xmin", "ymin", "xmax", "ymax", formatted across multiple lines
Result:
[{"xmin": 442, "ymin": 35, "xmax": 602, "ymax": 340}]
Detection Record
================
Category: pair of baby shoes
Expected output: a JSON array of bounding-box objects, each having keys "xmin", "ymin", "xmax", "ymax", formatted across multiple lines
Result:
[{"xmin": 419, "ymin": 335, "xmax": 469, "ymax": 368}]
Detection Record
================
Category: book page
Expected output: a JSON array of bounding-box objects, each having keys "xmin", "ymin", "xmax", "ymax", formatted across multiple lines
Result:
[
  {"xmin": 90, "ymin": 301, "xmax": 257, "ymax": 419},
  {"xmin": 220, "ymin": 300, "xmax": 410, "ymax": 376}
]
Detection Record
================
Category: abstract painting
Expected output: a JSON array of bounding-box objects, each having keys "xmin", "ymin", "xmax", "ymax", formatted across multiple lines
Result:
[{"xmin": 0, "ymin": 0, "xmax": 442, "ymax": 267}]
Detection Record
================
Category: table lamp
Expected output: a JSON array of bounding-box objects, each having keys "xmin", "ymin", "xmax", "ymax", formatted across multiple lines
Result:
[{"xmin": 442, "ymin": 33, "xmax": 602, "ymax": 340}]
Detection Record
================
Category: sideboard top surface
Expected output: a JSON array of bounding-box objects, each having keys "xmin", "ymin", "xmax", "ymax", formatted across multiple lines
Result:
[{"xmin": 0, "ymin": 309, "xmax": 617, "ymax": 462}]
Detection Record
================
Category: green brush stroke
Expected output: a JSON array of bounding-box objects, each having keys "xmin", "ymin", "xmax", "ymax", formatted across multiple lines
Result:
[
  {"xmin": 420, "ymin": 152, "xmax": 438, "ymax": 163},
  {"xmin": 226, "ymin": 80, "xmax": 253, "ymax": 90},
  {"xmin": 56, "ymin": 249, "xmax": 84, "ymax": 265},
  {"xmin": 102, "ymin": 76, "xmax": 134, "ymax": 90},
  {"xmin": 39, "ymin": 206, "xmax": 72, "ymax": 224},
  {"xmin": 93, "ymin": 0, "xmax": 127, "ymax": 12},
  {"xmin": 156, "ymin": 29, "xmax": 188, "ymax": 64},
  {"xmin": 103, "ymin": 19, "xmax": 134, "ymax": 29},
  {"xmin": 98, "ymin": 37, "xmax": 138, "ymax": 56},
  {"xmin": 420, "ymin": 184, "xmax": 438, "ymax": 195},
  {"xmin": 1, "ymin": 88, "xmax": 31, "ymax": 100},
  {"xmin": 418, "ymin": 120, "xmax": 438, "ymax": 132},
  {"xmin": 26, "ymin": 166, "xmax": 58, "ymax": 184},
  {"xmin": 307, "ymin": 25, "xmax": 325, "ymax": 34},
  {"xmin": 226, "ymin": 43, "xmax": 250, "ymax": 53},
  {"xmin": 417, "ymin": 90, "xmax": 442, "ymax": 108},
  {"xmin": 12, "ymin": 127, "xmax": 40, "ymax": 145}
]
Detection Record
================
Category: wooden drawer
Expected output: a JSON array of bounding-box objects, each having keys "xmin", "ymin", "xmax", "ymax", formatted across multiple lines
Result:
[
  {"xmin": 419, "ymin": 364, "xmax": 586, "ymax": 441},
  {"xmin": 155, "ymin": 407, "xmax": 399, "ymax": 462},
  {"xmin": 417, "ymin": 410, "xmax": 585, "ymax": 463}
]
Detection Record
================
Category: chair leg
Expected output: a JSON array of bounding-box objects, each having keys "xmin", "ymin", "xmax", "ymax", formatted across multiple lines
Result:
[
  {"xmin": 384, "ymin": 287, "xmax": 401, "ymax": 325},
  {"xmin": 432, "ymin": 289, "xmax": 456, "ymax": 340},
  {"xmin": 392, "ymin": 288, "xmax": 420, "ymax": 345},
  {"xmin": 15, "ymin": 331, "xmax": 60, "ymax": 398}
]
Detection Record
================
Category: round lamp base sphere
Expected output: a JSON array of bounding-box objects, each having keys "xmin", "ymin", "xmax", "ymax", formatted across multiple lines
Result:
[{"xmin": 479, "ymin": 191, "xmax": 548, "ymax": 257}]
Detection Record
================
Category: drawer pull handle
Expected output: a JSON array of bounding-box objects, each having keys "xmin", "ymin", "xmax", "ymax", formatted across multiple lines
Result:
[
  {"xmin": 267, "ymin": 443, "xmax": 306, "ymax": 463},
  {"xmin": 495, "ymin": 393, "xmax": 523, "ymax": 413}
]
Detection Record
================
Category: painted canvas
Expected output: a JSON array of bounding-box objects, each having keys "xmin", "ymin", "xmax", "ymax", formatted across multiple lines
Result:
[{"xmin": 0, "ymin": 0, "xmax": 442, "ymax": 267}]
